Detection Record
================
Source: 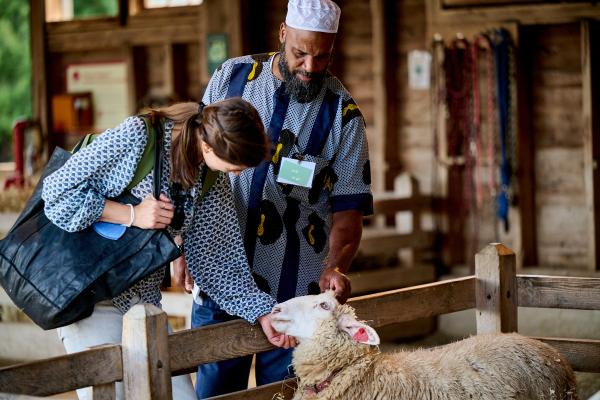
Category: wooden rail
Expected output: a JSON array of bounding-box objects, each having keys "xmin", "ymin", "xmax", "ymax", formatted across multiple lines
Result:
[{"xmin": 0, "ymin": 243, "xmax": 599, "ymax": 399}]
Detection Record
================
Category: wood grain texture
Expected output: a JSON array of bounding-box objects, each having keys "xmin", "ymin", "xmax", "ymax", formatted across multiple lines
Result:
[
  {"xmin": 122, "ymin": 304, "xmax": 172, "ymax": 400},
  {"xmin": 517, "ymin": 275, "xmax": 600, "ymax": 310},
  {"xmin": 535, "ymin": 337, "xmax": 600, "ymax": 373},
  {"xmin": 92, "ymin": 383, "xmax": 117, "ymax": 400},
  {"xmin": 0, "ymin": 345, "xmax": 122, "ymax": 396},
  {"xmin": 208, "ymin": 379, "xmax": 296, "ymax": 400},
  {"xmin": 169, "ymin": 319, "xmax": 273, "ymax": 374},
  {"xmin": 475, "ymin": 244, "xmax": 518, "ymax": 334},
  {"xmin": 581, "ymin": 20, "xmax": 600, "ymax": 271},
  {"xmin": 350, "ymin": 277, "xmax": 476, "ymax": 328}
]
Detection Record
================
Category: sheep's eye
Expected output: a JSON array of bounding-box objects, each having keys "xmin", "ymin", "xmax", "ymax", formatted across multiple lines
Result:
[{"xmin": 319, "ymin": 302, "xmax": 330, "ymax": 310}]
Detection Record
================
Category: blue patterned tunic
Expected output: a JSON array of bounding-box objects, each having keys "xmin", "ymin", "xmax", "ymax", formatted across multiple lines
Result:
[
  {"xmin": 42, "ymin": 116, "xmax": 276, "ymax": 323},
  {"xmin": 202, "ymin": 53, "xmax": 373, "ymax": 303}
]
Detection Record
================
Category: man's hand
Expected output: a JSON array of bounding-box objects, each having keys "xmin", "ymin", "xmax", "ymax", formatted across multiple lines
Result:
[
  {"xmin": 172, "ymin": 255, "xmax": 193, "ymax": 294},
  {"xmin": 319, "ymin": 267, "xmax": 351, "ymax": 304},
  {"xmin": 257, "ymin": 314, "xmax": 297, "ymax": 349}
]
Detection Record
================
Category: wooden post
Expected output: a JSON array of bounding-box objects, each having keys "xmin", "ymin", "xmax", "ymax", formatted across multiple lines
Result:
[
  {"xmin": 92, "ymin": 383, "xmax": 116, "ymax": 400},
  {"xmin": 516, "ymin": 25, "xmax": 538, "ymax": 267},
  {"xmin": 581, "ymin": 20, "xmax": 600, "ymax": 271},
  {"xmin": 370, "ymin": 0, "xmax": 399, "ymax": 192},
  {"xmin": 122, "ymin": 304, "xmax": 172, "ymax": 400},
  {"xmin": 475, "ymin": 243, "xmax": 517, "ymax": 334},
  {"xmin": 30, "ymin": 0, "xmax": 49, "ymax": 155}
]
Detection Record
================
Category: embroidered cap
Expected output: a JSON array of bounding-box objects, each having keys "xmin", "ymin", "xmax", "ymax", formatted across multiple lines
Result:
[{"xmin": 285, "ymin": 0, "xmax": 341, "ymax": 34}]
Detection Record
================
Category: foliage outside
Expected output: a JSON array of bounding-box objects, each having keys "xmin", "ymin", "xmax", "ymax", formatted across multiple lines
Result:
[{"xmin": 0, "ymin": 0, "xmax": 31, "ymax": 161}]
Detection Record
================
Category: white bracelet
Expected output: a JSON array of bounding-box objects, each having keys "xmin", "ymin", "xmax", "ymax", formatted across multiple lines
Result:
[{"xmin": 123, "ymin": 204, "xmax": 135, "ymax": 227}]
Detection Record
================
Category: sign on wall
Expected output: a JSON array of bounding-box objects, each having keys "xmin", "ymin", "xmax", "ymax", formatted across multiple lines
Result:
[{"xmin": 66, "ymin": 61, "xmax": 129, "ymax": 130}]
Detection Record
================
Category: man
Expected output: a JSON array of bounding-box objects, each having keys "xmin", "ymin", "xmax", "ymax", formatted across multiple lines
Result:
[{"xmin": 176, "ymin": 0, "xmax": 373, "ymax": 397}]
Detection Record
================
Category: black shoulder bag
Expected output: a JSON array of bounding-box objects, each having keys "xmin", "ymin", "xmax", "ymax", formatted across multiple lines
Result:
[{"xmin": 0, "ymin": 116, "xmax": 181, "ymax": 330}]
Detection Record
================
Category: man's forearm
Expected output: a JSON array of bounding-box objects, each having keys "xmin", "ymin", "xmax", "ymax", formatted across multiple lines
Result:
[{"xmin": 326, "ymin": 210, "xmax": 363, "ymax": 273}]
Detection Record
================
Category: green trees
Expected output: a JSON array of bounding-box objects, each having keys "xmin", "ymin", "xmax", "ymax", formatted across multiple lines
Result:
[{"xmin": 0, "ymin": 0, "xmax": 31, "ymax": 161}]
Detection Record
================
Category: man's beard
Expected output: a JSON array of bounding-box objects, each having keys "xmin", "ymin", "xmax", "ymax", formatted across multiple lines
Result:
[{"xmin": 278, "ymin": 43, "xmax": 326, "ymax": 103}]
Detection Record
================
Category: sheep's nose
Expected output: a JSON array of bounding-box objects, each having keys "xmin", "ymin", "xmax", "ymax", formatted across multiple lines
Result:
[{"xmin": 272, "ymin": 306, "xmax": 282, "ymax": 314}]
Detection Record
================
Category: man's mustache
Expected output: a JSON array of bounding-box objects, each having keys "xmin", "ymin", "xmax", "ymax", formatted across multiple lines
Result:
[{"xmin": 293, "ymin": 69, "xmax": 324, "ymax": 80}]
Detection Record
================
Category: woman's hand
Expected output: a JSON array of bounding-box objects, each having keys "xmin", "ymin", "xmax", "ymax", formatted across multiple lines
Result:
[
  {"xmin": 257, "ymin": 314, "xmax": 297, "ymax": 349},
  {"xmin": 133, "ymin": 193, "xmax": 175, "ymax": 229},
  {"xmin": 172, "ymin": 255, "xmax": 194, "ymax": 294}
]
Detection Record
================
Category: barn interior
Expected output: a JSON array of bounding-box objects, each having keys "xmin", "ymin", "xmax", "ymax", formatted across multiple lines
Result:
[{"xmin": 0, "ymin": 0, "xmax": 599, "ymax": 398}]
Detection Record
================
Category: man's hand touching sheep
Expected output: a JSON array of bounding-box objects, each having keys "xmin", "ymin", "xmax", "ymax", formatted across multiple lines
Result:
[{"xmin": 319, "ymin": 266, "xmax": 351, "ymax": 304}]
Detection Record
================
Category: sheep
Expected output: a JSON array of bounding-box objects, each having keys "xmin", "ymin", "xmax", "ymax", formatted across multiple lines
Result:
[{"xmin": 270, "ymin": 291, "xmax": 579, "ymax": 400}]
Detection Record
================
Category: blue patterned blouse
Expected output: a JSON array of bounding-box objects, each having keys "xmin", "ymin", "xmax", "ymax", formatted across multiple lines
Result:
[{"xmin": 42, "ymin": 116, "xmax": 276, "ymax": 323}]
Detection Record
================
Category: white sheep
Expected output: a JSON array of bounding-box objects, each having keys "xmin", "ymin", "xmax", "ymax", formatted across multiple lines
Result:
[{"xmin": 270, "ymin": 291, "xmax": 579, "ymax": 400}]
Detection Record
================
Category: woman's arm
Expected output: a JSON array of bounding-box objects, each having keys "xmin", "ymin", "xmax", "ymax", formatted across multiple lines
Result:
[
  {"xmin": 42, "ymin": 117, "xmax": 148, "ymax": 232},
  {"xmin": 100, "ymin": 194, "xmax": 175, "ymax": 229},
  {"xmin": 183, "ymin": 173, "xmax": 276, "ymax": 324}
]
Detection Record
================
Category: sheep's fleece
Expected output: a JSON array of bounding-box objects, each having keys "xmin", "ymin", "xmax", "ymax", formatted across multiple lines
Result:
[{"xmin": 270, "ymin": 291, "xmax": 578, "ymax": 400}]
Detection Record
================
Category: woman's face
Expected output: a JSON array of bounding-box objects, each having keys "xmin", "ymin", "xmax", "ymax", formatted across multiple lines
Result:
[{"xmin": 200, "ymin": 140, "xmax": 247, "ymax": 176}]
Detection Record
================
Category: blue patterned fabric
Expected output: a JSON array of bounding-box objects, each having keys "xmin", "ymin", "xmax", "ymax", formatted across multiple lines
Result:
[
  {"xmin": 42, "ymin": 116, "xmax": 275, "ymax": 323},
  {"xmin": 203, "ymin": 53, "xmax": 373, "ymax": 301}
]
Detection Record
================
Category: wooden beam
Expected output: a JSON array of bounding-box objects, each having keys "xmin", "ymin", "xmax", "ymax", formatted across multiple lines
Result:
[
  {"xmin": 169, "ymin": 277, "xmax": 475, "ymax": 374},
  {"xmin": 581, "ymin": 20, "xmax": 600, "ymax": 271},
  {"xmin": 535, "ymin": 337, "xmax": 600, "ymax": 373},
  {"xmin": 350, "ymin": 276, "xmax": 476, "ymax": 328},
  {"xmin": 0, "ymin": 393, "xmax": 46, "ymax": 399},
  {"xmin": 358, "ymin": 231, "xmax": 436, "ymax": 256},
  {"xmin": 122, "ymin": 304, "xmax": 172, "ymax": 400},
  {"xmin": 30, "ymin": 0, "xmax": 49, "ymax": 156},
  {"xmin": 0, "ymin": 345, "xmax": 122, "ymax": 397},
  {"xmin": 348, "ymin": 265, "xmax": 437, "ymax": 295},
  {"xmin": 46, "ymin": 8, "xmax": 202, "ymax": 53},
  {"xmin": 370, "ymin": 0, "xmax": 400, "ymax": 191},
  {"xmin": 209, "ymin": 379, "xmax": 296, "ymax": 400},
  {"xmin": 516, "ymin": 25, "xmax": 538, "ymax": 267},
  {"xmin": 169, "ymin": 318, "xmax": 273, "ymax": 375},
  {"xmin": 92, "ymin": 383, "xmax": 117, "ymax": 400},
  {"xmin": 428, "ymin": 0, "xmax": 600, "ymax": 27},
  {"xmin": 517, "ymin": 275, "xmax": 600, "ymax": 310},
  {"xmin": 475, "ymin": 243, "xmax": 518, "ymax": 334}
]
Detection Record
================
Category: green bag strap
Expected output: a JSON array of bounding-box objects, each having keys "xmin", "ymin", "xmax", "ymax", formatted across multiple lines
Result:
[
  {"xmin": 70, "ymin": 115, "xmax": 159, "ymax": 191},
  {"xmin": 132, "ymin": 114, "xmax": 159, "ymax": 190},
  {"xmin": 199, "ymin": 168, "xmax": 220, "ymax": 203}
]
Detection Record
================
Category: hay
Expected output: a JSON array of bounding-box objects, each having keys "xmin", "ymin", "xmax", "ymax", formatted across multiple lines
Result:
[{"xmin": 0, "ymin": 186, "xmax": 34, "ymax": 213}]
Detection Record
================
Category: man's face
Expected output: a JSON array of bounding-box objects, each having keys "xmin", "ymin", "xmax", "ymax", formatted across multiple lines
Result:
[{"xmin": 278, "ymin": 25, "xmax": 335, "ymax": 103}]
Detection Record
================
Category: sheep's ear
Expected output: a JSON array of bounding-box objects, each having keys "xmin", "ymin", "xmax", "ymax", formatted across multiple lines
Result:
[{"xmin": 338, "ymin": 315, "xmax": 380, "ymax": 345}]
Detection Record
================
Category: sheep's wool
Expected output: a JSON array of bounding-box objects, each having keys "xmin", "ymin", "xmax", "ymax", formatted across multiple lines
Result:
[{"xmin": 286, "ymin": 0, "xmax": 341, "ymax": 33}]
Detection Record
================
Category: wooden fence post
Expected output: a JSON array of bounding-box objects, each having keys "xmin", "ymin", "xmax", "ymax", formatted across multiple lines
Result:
[
  {"xmin": 91, "ymin": 382, "xmax": 116, "ymax": 400},
  {"xmin": 475, "ymin": 243, "xmax": 518, "ymax": 334},
  {"xmin": 122, "ymin": 304, "xmax": 172, "ymax": 400}
]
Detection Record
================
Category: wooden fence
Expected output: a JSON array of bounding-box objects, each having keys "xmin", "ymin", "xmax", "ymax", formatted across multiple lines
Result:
[{"xmin": 1, "ymin": 243, "xmax": 599, "ymax": 399}]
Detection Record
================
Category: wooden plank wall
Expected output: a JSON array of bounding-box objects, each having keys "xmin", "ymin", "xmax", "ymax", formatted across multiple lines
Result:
[
  {"xmin": 525, "ymin": 24, "xmax": 588, "ymax": 268},
  {"xmin": 394, "ymin": 0, "xmax": 431, "ymax": 194}
]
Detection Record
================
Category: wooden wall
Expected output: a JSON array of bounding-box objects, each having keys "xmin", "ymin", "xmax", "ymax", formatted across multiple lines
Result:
[
  {"xmin": 524, "ymin": 24, "xmax": 587, "ymax": 267},
  {"xmin": 32, "ymin": 0, "xmax": 600, "ymax": 271}
]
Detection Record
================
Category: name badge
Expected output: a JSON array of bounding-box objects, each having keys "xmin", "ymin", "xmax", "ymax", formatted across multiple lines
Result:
[{"xmin": 276, "ymin": 157, "xmax": 316, "ymax": 188}]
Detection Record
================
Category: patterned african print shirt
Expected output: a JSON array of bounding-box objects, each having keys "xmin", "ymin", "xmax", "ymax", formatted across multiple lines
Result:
[
  {"xmin": 202, "ymin": 52, "xmax": 373, "ymax": 303},
  {"xmin": 42, "ymin": 116, "xmax": 276, "ymax": 323}
]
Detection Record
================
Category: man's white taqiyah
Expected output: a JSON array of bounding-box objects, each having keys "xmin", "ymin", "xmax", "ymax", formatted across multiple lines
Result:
[{"xmin": 285, "ymin": 0, "xmax": 341, "ymax": 34}]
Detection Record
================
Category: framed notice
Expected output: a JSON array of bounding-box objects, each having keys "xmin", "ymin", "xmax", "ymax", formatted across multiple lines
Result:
[
  {"xmin": 66, "ymin": 61, "xmax": 129, "ymax": 130},
  {"xmin": 206, "ymin": 33, "xmax": 228, "ymax": 76}
]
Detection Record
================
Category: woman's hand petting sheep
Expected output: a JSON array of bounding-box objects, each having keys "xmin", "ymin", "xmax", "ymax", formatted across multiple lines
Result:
[
  {"xmin": 319, "ymin": 266, "xmax": 351, "ymax": 304},
  {"xmin": 258, "ymin": 314, "xmax": 297, "ymax": 349},
  {"xmin": 133, "ymin": 193, "xmax": 175, "ymax": 229}
]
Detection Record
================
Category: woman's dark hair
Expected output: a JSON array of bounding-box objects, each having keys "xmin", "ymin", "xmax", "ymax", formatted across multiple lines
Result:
[{"xmin": 155, "ymin": 98, "xmax": 269, "ymax": 188}]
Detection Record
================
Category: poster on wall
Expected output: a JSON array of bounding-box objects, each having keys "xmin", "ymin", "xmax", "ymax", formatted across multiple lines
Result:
[{"xmin": 66, "ymin": 61, "xmax": 129, "ymax": 130}]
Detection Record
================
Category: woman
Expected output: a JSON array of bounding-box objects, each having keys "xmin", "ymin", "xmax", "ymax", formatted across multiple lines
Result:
[{"xmin": 42, "ymin": 98, "xmax": 286, "ymax": 400}]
